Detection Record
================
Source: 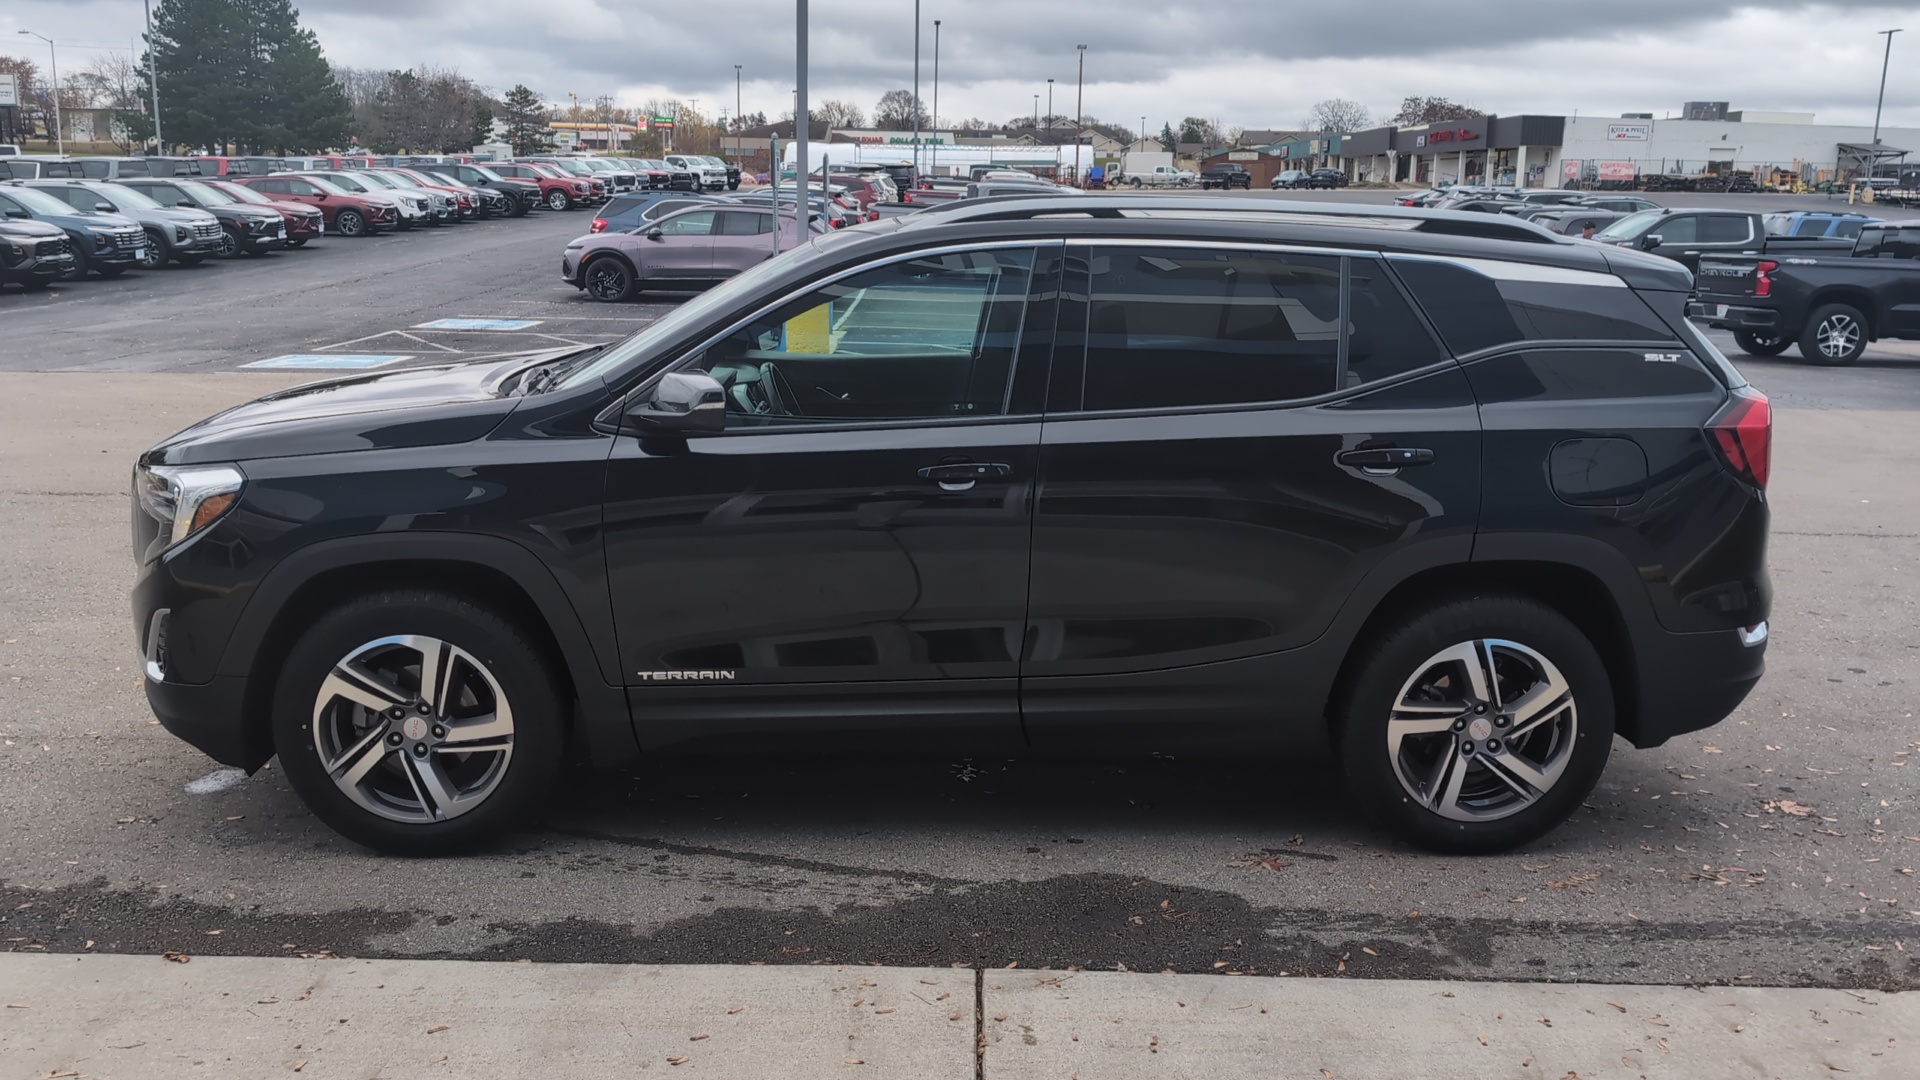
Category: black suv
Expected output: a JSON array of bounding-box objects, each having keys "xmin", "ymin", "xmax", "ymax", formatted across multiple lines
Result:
[{"xmin": 133, "ymin": 197, "xmax": 1772, "ymax": 856}]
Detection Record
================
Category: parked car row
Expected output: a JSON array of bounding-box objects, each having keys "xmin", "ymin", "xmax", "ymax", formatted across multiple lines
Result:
[{"xmin": 1272, "ymin": 168, "xmax": 1348, "ymax": 190}]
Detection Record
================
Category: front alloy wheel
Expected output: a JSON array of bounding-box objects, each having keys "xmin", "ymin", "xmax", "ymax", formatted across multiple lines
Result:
[
  {"xmin": 334, "ymin": 209, "xmax": 367, "ymax": 237},
  {"xmin": 547, "ymin": 189, "xmax": 572, "ymax": 211},
  {"xmin": 140, "ymin": 233, "xmax": 171, "ymax": 270},
  {"xmin": 214, "ymin": 228, "xmax": 241, "ymax": 258}
]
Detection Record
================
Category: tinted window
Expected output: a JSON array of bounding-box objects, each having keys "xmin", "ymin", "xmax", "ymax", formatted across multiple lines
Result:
[
  {"xmin": 1392, "ymin": 258, "xmax": 1676, "ymax": 354},
  {"xmin": 1083, "ymin": 247, "xmax": 1342, "ymax": 410},
  {"xmin": 717, "ymin": 210, "xmax": 772, "ymax": 235},
  {"xmin": 146, "ymin": 183, "xmax": 187, "ymax": 204},
  {"xmin": 80, "ymin": 160, "xmax": 113, "ymax": 179},
  {"xmin": 41, "ymin": 186, "xmax": 94, "ymax": 210},
  {"xmin": 1700, "ymin": 215, "xmax": 1750, "ymax": 243},
  {"xmin": 698, "ymin": 247, "xmax": 1039, "ymax": 425},
  {"xmin": 1347, "ymin": 260, "xmax": 1447, "ymax": 386},
  {"xmin": 1791, "ymin": 217, "xmax": 1828, "ymax": 237},
  {"xmin": 1835, "ymin": 219, "xmax": 1868, "ymax": 239},
  {"xmin": 286, "ymin": 180, "xmax": 319, "ymax": 195},
  {"xmin": 1650, "ymin": 215, "xmax": 1696, "ymax": 243}
]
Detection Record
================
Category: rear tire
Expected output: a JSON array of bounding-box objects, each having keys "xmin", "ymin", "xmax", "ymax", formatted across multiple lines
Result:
[
  {"xmin": 1732, "ymin": 330, "xmax": 1791, "ymax": 357},
  {"xmin": 270, "ymin": 589, "xmax": 568, "ymax": 856},
  {"xmin": 1797, "ymin": 303, "xmax": 1867, "ymax": 366},
  {"xmin": 1333, "ymin": 595, "xmax": 1614, "ymax": 855}
]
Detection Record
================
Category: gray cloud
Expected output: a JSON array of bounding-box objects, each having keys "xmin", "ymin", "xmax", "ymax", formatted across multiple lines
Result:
[{"xmin": 5, "ymin": 1, "xmax": 1915, "ymax": 129}]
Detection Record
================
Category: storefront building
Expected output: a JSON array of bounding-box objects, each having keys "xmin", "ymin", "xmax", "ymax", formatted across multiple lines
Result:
[{"xmin": 1342, "ymin": 115, "xmax": 1566, "ymax": 186}]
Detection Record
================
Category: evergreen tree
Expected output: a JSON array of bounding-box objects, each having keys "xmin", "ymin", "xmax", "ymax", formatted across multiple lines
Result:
[
  {"xmin": 500, "ymin": 85, "xmax": 552, "ymax": 155},
  {"xmin": 471, "ymin": 104, "xmax": 496, "ymax": 149},
  {"xmin": 143, "ymin": 0, "xmax": 348, "ymax": 153},
  {"xmin": 1158, "ymin": 122, "xmax": 1177, "ymax": 154}
]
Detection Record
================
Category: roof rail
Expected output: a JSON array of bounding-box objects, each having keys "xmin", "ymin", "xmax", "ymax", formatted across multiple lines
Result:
[{"xmin": 899, "ymin": 194, "xmax": 1563, "ymax": 244}]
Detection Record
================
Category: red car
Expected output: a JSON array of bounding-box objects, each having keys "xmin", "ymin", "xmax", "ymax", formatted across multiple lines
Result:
[
  {"xmin": 235, "ymin": 174, "xmax": 400, "ymax": 237},
  {"xmin": 202, "ymin": 178, "xmax": 325, "ymax": 246},
  {"xmin": 489, "ymin": 162, "xmax": 594, "ymax": 211}
]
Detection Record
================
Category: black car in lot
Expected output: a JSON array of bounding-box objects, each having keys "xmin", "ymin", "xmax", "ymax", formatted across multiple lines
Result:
[
  {"xmin": 0, "ymin": 216, "xmax": 74, "ymax": 289},
  {"xmin": 132, "ymin": 197, "xmax": 1771, "ymax": 857},
  {"xmin": 1309, "ymin": 167, "xmax": 1348, "ymax": 188},
  {"xmin": 1199, "ymin": 163, "xmax": 1254, "ymax": 190},
  {"xmin": 1592, "ymin": 207, "xmax": 1852, "ymax": 273},
  {"xmin": 116, "ymin": 177, "xmax": 288, "ymax": 257},
  {"xmin": 1690, "ymin": 220, "xmax": 1920, "ymax": 364}
]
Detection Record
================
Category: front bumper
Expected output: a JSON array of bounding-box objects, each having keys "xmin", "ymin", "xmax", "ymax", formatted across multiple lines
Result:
[
  {"xmin": 1687, "ymin": 301, "xmax": 1782, "ymax": 333},
  {"xmin": 2, "ymin": 245, "xmax": 75, "ymax": 283}
]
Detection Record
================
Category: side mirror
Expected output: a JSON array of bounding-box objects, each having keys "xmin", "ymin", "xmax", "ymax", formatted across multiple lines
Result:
[
  {"xmin": 1643, "ymin": 234, "xmax": 1663, "ymax": 251},
  {"xmin": 2, "ymin": 208, "xmax": 27, "ymax": 219},
  {"xmin": 177, "ymin": 199, "xmax": 196, "ymax": 208},
  {"xmin": 95, "ymin": 201, "xmax": 116, "ymax": 212},
  {"xmin": 627, "ymin": 371, "xmax": 725, "ymax": 434},
  {"xmin": 646, "ymin": 226, "xmax": 664, "ymax": 240}
]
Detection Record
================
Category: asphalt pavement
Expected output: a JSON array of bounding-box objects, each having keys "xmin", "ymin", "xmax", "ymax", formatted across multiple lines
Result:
[{"xmin": 0, "ymin": 189, "xmax": 1916, "ymax": 1011}]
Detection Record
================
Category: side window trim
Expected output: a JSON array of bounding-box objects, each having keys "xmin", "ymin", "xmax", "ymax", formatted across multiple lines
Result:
[{"xmin": 598, "ymin": 240, "xmax": 1063, "ymax": 431}]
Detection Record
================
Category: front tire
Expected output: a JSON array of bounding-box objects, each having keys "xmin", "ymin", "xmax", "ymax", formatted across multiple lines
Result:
[
  {"xmin": 141, "ymin": 232, "xmax": 172, "ymax": 270},
  {"xmin": 1797, "ymin": 303, "xmax": 1867, "ymax": 365},
  {"xmin": 270, "ymin": 589, "xmax": 567, "ymax": 855},
  {"xmin": 1732, "ymin": 330, "xmax": 1791, "ymax": 357},
  {"xmin": 582, "ymin": 256, "xmax": 635, "ymax": 302},
  {"xmin": 334, "ymin": 209, "xmax": 367, "ymax": 238},
  {"xmin": 214, "ymin": 227, "xmax": 241, "ymax": 258},
  {"xmin": 506, "ymin": 195, "xmax": 530, "ymax": 218},
  {"xmin": 1334, "ymin": 595, "xmax": 1614, "ymax": 855},
  {"xmin": 547, "ymin": 189, "xmax": 573, "ymax": 211}
]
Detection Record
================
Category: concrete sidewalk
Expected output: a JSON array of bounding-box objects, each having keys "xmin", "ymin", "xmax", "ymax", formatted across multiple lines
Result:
[{"xmin": 2, "ymin": 955, "xmax": 1912, "ymax": 1079}]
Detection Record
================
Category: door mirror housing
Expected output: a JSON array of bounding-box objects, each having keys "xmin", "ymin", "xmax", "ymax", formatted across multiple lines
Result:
[
  {"xmin": 1, "ymin": 208, "xmax": 26, "ymax": 219},
  {"xmin": 177, "ymin": 199, "xmax": 196, "ymax": 208},
  {"xmin": 645, "ymin": 226, "xmax": 664, "ymax": 240},
  {"xmin": 627, "ymin": 371, "xmax": 726, "ymax": 434},
  {"xmin": 1642, "ymin": 233, "xmax": 1663, "ymax": 251},
  {"xmin": 95, "ymin": 201, "xmax": 117, "ymax": 212}
]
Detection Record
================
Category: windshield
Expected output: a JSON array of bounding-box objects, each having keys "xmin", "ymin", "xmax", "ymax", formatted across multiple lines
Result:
[
  {"xmin": 312, "ymin": 174, "xmax": 369, "ymax": 194},
  {"xmin": 372, "ymin": 171, "xmax": 422, "ymax": 188},
  {"xmin": 352, "ymin": 172, "xmax": 401, "ymax": 188},
  {"xmin": 545, "ymin": 159, "xmax": 591, "ymax": 175},
  {"xmin": 555, "ymin": 249, "xmax": 814, "ymax": 390},
  {"xmin": 216, "ymin": 182, "xmax": 274, "ymax": 205},
  {"xmin": 6, "ymin": 185, "xmax": 85, "ymax": 214},
  {"xmin": 178, "ymin": 179, "xmax": 236, "ymax": 205},
  {"xmin": 88, "ymin": 184, "xmax": 164, "ymax": 211},
  {"xmin": 579, "ymin": 159, "xmax": 615, "ymax": 172},
  {"xmin": 424, "ymin": 171, "xmax": 463, "ymax": 187},
  {"xmin": 1596, "ymin": 209, "xmax": 1662, "ymax": 240}
]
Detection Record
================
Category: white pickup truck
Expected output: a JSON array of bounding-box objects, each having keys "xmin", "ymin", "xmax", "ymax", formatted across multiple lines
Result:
[{"xmin": 1126, "ymin": 164, "xmax": 1194, "ymax": 189}]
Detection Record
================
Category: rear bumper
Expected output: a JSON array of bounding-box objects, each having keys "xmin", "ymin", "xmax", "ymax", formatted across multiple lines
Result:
[
  {"xmin": 1687, "ymin": 301, "xmax": 1782, "ymax": 332},
  {"xmin": 1623, "ymin": 622, "xmax": 1767, "ymax": 748}
]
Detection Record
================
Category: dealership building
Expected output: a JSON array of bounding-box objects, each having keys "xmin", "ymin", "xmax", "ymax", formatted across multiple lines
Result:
[{"xmin": 1337, "ymin": 106, "xmax": 1918, "ymax": 188}]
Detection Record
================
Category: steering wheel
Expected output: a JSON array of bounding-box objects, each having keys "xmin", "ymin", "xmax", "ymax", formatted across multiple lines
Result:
[{"xmin": 759, "ymin": 362, "xmax": 803, "ymax": 418}]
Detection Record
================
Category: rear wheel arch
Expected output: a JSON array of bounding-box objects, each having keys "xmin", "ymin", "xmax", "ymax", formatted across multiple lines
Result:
[
  {"xmin": 1805, "ymin": 286, "xmax": 1883, "ymax": 336},
  {"xmin": 223, "ymin": 537, "xmax": 636, "ymax": 768},
  {"xmin": 1324, "ymin": 559, "xmax": 1641, "ymax": 747}
]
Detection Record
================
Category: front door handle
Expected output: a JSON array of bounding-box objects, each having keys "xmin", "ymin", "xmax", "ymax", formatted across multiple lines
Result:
[
  {"xmin": 918, "ymin": 462, "xmax": 1011, "ymax": 490},
  {"xmin": 1338, "ymin": 447, "xmax": 1435, "ymax": 474}
]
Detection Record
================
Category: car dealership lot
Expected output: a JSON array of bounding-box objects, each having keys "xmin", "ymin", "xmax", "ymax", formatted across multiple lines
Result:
[{"xmin": 1, "ymin": 192, "xmax": 1916, "ymax": 992}]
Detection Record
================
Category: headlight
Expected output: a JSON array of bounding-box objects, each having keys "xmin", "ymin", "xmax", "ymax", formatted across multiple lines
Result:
[
  {"xmin": 134, "ymin": 463, "xmax": 244, "ymax": 557},
  {"xmin": 3, "ymin": 241, "xmax": 24, "ymax": 257}
]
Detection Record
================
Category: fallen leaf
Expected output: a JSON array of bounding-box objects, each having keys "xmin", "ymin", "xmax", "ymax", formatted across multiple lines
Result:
[
  {"xmin": 1362, "ymin": 947, "xmax": 1379, "ymax": 957},
  {"xmin": 162, "ymin": 950, "xmax": 190, "ymax": 964},
  {"xmin": 257, "ymin": 996, "xmax": 281, "ymax": 1005},
  {"xmin": 1476, "ymin": 1033, "xmax": 1488, "ymax": 1045},
  {"xmin": 1322, "ymin": 1071, "xmax": 1334, "ymax": 1078},
  {"xmin": 1646, "ymin": 1015, "xmax": 1670, "ymax": 1027},
  {"xmin": 845, "ymin": 1058, "xmax": 864, "ymax": 1065},
  {"xmin": 1148, "ymin": 1035, "xmax": 1160, "ymax": 1053},
  {"xmin": 935, "ymin": 992, "xmax": 950, "ymax": 1001},
  {"xmin": 426, "ymin": 1025, "xmax": 449, "ymax": 1034},
  {"xmin": 1607, "ymin": 1001, "xmax": 1627, "ymax": 1012},
  {"xmin": 727, "ymin": 1005, "xmax": 744, "ymax": 1015},
  {"xmin": 292, "ymin": 1062, "xmax": 308, "ymax": 1073},
  {"xmin": 667, "ymin": 1055, "xmax": 691, "ymax": 1065},
  {"xmin": 1538, "ymin": 1017, "xmax": 1552, "ymax": 1027},
  {"xmin": 874, "ymin": 1007, "xmax": 895, "ymax": 1015},
  {"xmin": 994, "ymin": 1014, "xmax": 1007, "ymax": 1022},
  {"xmin": 690, "ymin": 1034, "xmax": 709, "ymax": 1041},
  {"xmin": 5, "ymin": 1003, "xmax": 28, "ymax": 1009}
]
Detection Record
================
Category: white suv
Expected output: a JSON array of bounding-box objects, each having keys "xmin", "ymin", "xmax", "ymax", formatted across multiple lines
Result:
[{"xmin": 664, "ymin": 154, "xmax": 728, "ymax": 191}]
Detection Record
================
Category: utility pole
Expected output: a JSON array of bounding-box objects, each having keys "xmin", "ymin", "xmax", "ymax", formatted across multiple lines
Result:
[
  {"xmin": 911, "ymin": 0, "xmax": 921, "ymax": 181},
  {"xmin": 931, "ymin": 20, "xmax": 941, "ymax": 179},
  {"xmin": 1075, "ymin": 44, "xmax": 1087, "ymax": 186},
  {"xmin": 144, "ymin": 0, "xmax": 163, "ymax": 153},
  {"xmin": 1872, "ymin": 28, "xmax": 1903, "ymax": 146},
  {"xmin": 17, "ymin": 31, "xmax": 61, "ymax": 155},
  {"xmin": 794, "ymin": 0, "xmax": 807, "ymax": 250}
]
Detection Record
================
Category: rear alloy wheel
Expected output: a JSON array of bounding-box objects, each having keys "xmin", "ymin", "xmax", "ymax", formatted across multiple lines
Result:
[
  {"xmin": 583, "ymin": 256, "xmax": 635, "ymax": 302},
  {"xmin": 1335, "ymin": 596, "xmax": 1613, "ymax": 854},
  {"xmin": 1732, "ymin": 330, "xmax": 1790, "ymax": 357},
  {"xmin": 547, "ymin": 189, "xmax": 573, "ymax": 211},
  {"xmin": 140, "ymin": 232, "xmax": 171, "ymax": 270},
  {"xmin": 1798, "ymin": 303, "xmax": 1867, "ymax": 366},
  {"xmin": 333, "ymin": 209, "xmax": 367, "ymax": 238},
  {"xmin": 271, "ymin": 590, "xmax": 567, "ymax": 855},
  {"xmin": 213, "ymin": 227, "xmax": 241, "ymax": 258}
]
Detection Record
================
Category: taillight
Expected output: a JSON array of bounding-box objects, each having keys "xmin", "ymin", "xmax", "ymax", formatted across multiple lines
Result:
[
  {"xmin": 903, "ymin": 192, "xmax": 914, "ymax": 203},
  {"xmin": 1708, "ymin": 386, "xmax": 1771, "ymax": 488},
  {"xmin": 1753, "ymin": 259, "xmax": 1777, "ymax": 298},
  {"xmin": 590, "ymin": 218, "xmax": 608, "ymax": 233}
]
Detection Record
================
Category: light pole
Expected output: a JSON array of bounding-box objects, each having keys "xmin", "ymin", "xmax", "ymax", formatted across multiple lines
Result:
[
  {"xmin": 1074, "ymin": 44, "xmax": 1087, "ymax": 185},
  {"xmin": 1140, "ymin": 115, "xmax": 1146, "ymax": 150},
  {"xmin": 735, "ymin": 64, "xmax": 743, "ymax": 131},
  {"xmin": 1046, "ymin": 79, "xmax": 1053, "ymax": 133},
  {"xmin": 1033, "ymin": 94, "xmax": 1038, "ymax": 135},
  {"xmin": 794, "ymin": 0, "xmax": 807, "ymax": 250},
  {"xmin": 911, "ymin": 0, "xmax": 921, "ymax": 181},
  {"xmin": 931, "ymin": 20, "xmax": 941, "ymax": 179},
  {"xmin": 1872, "ymin": 28, "xmax": 1903, "ymax": 147},
  {"xmin": 143, "ymin": 0, "xmax": 163, "ymax": 153},
  {"xmin": 17, "ymin": 31, "xmax": 61, "ymax": 155}
]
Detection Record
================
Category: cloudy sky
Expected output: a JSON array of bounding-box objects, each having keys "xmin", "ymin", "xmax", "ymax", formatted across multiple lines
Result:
[{"xmin": 5, "ymin": 1, "xmax": 1916, "ymax": 133}]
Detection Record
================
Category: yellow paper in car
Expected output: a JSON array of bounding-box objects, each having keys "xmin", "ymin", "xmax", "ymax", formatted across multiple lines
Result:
[{"xmin": 783, "ymin": 302, "xmax": 832, "ymax": 354}]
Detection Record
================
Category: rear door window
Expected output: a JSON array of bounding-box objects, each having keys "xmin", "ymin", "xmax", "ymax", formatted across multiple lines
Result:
[
  {"xmin": 1700, "ymin": 215, "xmax": 1751, "ymax": 243},
  {"xmin": 1791, "ymin": 217, "xmax": 1830, "ymax": 237}
]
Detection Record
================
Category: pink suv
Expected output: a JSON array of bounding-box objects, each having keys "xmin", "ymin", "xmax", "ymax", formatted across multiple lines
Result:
[{"xmin": 559, "ymin": 204, "xmax": 813, "ymax": 302}]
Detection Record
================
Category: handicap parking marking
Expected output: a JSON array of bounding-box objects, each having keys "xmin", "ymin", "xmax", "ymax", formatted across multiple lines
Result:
[
  {"xmin": 244, "ymin": 354, "xmax": 412, "ymax": 370},
  {"xmin": 413, "ymin": 318, "xmax": 545, "ymax": 331}
]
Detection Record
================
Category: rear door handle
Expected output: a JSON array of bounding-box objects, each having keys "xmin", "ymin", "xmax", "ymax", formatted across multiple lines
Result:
[
  {"xmin": 1338, "ymin": 448, "xmax": 1435, "ymax": 473},
  {"xmin": 918, "ymin": 462, "xmax": 1011, "ymax": 490}
]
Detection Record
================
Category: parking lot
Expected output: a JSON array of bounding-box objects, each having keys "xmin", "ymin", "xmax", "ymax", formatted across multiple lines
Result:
[{"xmin": 1, "ymin": 189, "xmax": 1916, "ymax": 995}]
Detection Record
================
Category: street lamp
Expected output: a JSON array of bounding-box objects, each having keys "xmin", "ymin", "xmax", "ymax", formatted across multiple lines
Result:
[
  {"xmin": 931, "ymin": 19, "xmax": 941, "ymax": 178},
  {"xmin": 1872, "ymin": 28, "xmax": 1903, "ymax": 147},
  {"xmin": 911, "ymin": 0, "xmax": 921, "ymax": 180},
  {"xmin": 1046, "ymin": 78, "xmax": 1053, "ymax": 132},
  {"xmin": 17, "ymin": 30, "xmax": 61, "ymax": 155},
  {"xmin": 144, "ymin": 0, "xmax": 163, "ymax": 153},
  {"xmin": 1074, "ymin": 44, "xmax": 1087, "ymax": 186},
  {"xmin": 734, "ymin": 64, "xmax": 743, "ymax": 132}
]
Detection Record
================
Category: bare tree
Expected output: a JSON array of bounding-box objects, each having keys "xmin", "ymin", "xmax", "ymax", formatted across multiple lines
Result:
[
  {"xmin": 1390, "ymin": 96, "xmax": 1482, "ymax": 126},
  {"xmin": 1306, "ymin": 98, "xmax": 1372, "ymax": 134},
  {"xmin": 872, "ymin": 89, "xmax": 928, "ymax": 131},
  {"xmin": 76, "ymin": 51, "xmax": 149, "ymax": 151},
  {"xmin": 814, "ymin": 99, "xmax": 865, "ymax": 128}
]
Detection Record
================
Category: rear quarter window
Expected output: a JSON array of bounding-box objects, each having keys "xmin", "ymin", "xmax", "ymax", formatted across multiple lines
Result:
[{"xmin": 1390, "ymin": 257, "xmax": 1677, "ymax": 354}]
